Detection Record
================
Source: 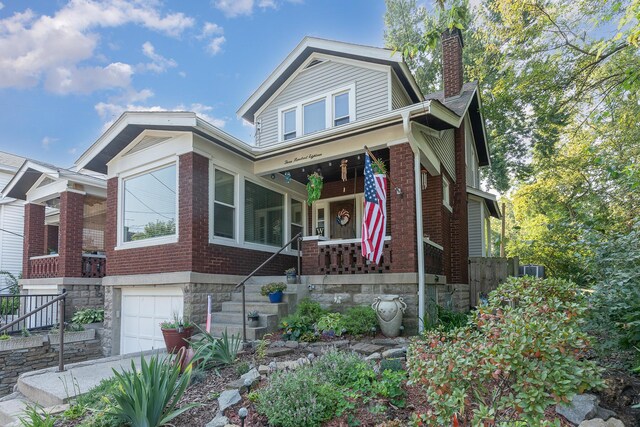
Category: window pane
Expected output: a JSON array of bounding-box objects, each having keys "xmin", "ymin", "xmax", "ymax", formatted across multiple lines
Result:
[
  {"xmin": 303, "ymin": 100, "xmax": 326, "ymax": 135},
  {"xmin": 214, "ymin": 204, "xmax": 234, "ymax": 239},
  {"xmin": 334, "ymin": 116, "xmax": 350, "ymax": 126},
  {"xmin": 283, "ymin": 109, "xmax": 296, "ymax": 140},
  {"xmin": 291, "ymin": 199, "xmax": 303, "ymax": 225},
  {"xmin": 123, "ymin": 165, "xmax": 176, "ymax": 242},
  {"xmin": 215, "ymin": 170, "xmax": 234, "ymax": 206},
  {"xmin": 334, "ymin": 93, "xmax": 349, "ymax": 121},
  {"xmin": 244, "ymin": 181, "xmax": 283, "ymax": 246}
]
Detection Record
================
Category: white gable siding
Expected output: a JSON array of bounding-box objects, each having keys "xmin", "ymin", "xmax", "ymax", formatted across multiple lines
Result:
[
  {"xmin": 468, "ymin": 198, "xmax": 483, "ymax": 257},
  {"xmin": 391, "ymin": 72, "xmax": 411, "ymax": 109},
  {"xmin": 255, "ymin": 60, "xmax": 389, "ymax": 146},
  {"xmin": 0, "ymin": 202, "xmax": 24, "ymax": 278}
]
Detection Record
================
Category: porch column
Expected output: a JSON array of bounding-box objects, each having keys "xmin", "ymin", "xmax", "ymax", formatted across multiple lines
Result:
[
  {"xmin": 450, "ymin": 127, "xmax": 469, "ymax": 284},
  {"xmin": 389, "ymin": 143, "xmax": 417, "ymax": 273},
  {"xmin": 23, "ymin": 203, "xmax": 45, "ymax": 279},
  {"xmin": 58, "ymin": 191, "xmax": 84, "ymax": 277}
]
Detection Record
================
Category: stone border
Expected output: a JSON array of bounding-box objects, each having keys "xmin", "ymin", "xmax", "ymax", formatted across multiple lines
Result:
[
  {"xmin": 0, "ymin": 335, "xmax": 46, "ymax": 351},
  {"xmin": 48, "ymin": 329, "xmax": 95, "ymax": 344}
]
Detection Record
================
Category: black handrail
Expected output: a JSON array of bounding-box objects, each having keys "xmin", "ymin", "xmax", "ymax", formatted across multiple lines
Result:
[
  {"xmin": 235, "ymin": 232, "xmax": 302, "ymax": 342},
  {"xmin": 0, "ymin": 291, "xmax": 67, "ymax": 372}
]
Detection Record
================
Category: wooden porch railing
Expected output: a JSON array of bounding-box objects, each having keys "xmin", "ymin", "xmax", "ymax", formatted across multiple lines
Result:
[
  {"xmin": 318, "ymin": 240, "xmax": 392, "ymax": 274},
  {"xmin": 424, "ymin": 240, "xmax": 444, "ymax": 275},
  {"xmin": 81, "ymin": 255, "xmax": 107, "ymax": 278},
  {"xmin": 29, "ymin": 255, "xmax": 59, "ymax": 279}
]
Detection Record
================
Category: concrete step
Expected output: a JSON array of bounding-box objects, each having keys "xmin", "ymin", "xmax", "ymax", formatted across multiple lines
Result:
[
  {"xmin": 220, "ymin": 301, "xmax": 290, "ymax": 317},
  {"xmin": 211, "ymin": 312, "xmax": 280, "ymax": 329},
  {"xmin": 230, "ymin": 291, "xmax": 296, "ymax": 303},
  {"xmin": 0, "ymin": 394, "xmax": 29, "ymax": 426},
  {"xmin": 208, "ymin": 323, "xmax": 269, "ymax": 340}
]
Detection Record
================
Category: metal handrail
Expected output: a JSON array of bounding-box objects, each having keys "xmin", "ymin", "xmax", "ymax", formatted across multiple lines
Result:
[
  {"xmin": 235, "ymin": 232, "xmax": 302, "ymax": 342},
  {"xmin": 0, "ymin": 291, "xmax": 67, "ymax": 372}
]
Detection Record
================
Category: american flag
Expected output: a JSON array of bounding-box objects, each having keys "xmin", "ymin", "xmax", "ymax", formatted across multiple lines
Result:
[{"xmin": 361, "ymin": 154, "xmax": 387, "ymax": 264}]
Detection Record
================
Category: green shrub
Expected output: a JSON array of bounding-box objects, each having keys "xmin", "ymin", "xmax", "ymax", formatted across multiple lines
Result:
[
  {"xmin": 72, "ymin": 308, "xmax": 104, "ymax": 324},
  {"xmin": 18, "ymin": 404, "xmax": 55, "ymax": 427},
  {"xmin": 191, "ymin": 329, "xmax": 241, "ymax": 369},
  {"xmin": 295, "ymin": 298, "xmax": 327, "ymax": 323},
  {"xmin": 311, "ymin": 349, "xmax": 375, "ymax": 390},
  {"xmin": 109, "ymin": 354, "xmax": 197, "ymax": 427},
  {"xmin": 235, "ymin": 361, "xmax": 250, "ymax": 377},
  {"xmin": 251, "ymin": 366, "xmax": 340, "ymax": 427},
  {"xmin": 342, "ymin": 306, "xmax": 378, "ymax": 336},
  {"xmin": 316, "ymin": 312, "xmax": 345, "ymax": 336},
  {"xmin": 408, "ymin": 277, "xmax": 602, "ymax": 426},
  {"xmin": 280, "ymin": 313, "xmax": 315, "ymax": 341},
  {"xmin": 373, "ymin": 369, "xmax": 407, "ymax": 408},
  {"xmin": 71, "ymin": 377, "xmax": 121, "ymax": 427},
  {"xmin": 379, "ymin": 358, "xmax": 404, "ymax": 372}
]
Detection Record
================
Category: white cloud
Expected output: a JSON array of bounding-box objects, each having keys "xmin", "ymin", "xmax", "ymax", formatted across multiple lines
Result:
[
  {"xmin": 0, "ymin": 2, "xmax": 4, "ymax": 10},
  {"xmin": 207, "ymin": 36, "xmax": 226, "ymax": 55},
  {"xmin": 201, "ymin": 22, "xmax": 223, "ymax": 37},
  {"xmin": 178, "ymin": 71, "xmax": 187, "ymax": 78},
  {"xmin": 258, "ymin": 0, "xmax": 277, "ymax": 8},
  {"xmin": 95, "ymin": 101, "xmax": 226, "ymax": 130},
  {"xmin": 68, "ymin": 147, "xmax": 77, "ymax": 155},
  {"xmin": 0, "ymin": 1, "xmax": 194, "ymax": 93},
  {"xmin": 140, "ymin": 41, "xmax": 177, "ymax": 73},
  {"xmin": 213, "ymin": 0, "xmax": 254, "ymax": 17},
  {"xmin": 41, "ymin": 136, "xmax": 58, "ymax": 149}
]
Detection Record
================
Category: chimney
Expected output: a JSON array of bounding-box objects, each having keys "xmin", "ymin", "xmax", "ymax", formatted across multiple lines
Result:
[{"xmin": 442, "ymin": 28, "xmax": 464, "ymax": 98}]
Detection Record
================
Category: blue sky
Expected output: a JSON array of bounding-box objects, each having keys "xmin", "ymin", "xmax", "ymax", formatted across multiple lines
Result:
[{"xmin": 0, "ymin": 0, "xmax": 388, "ymax": 167}]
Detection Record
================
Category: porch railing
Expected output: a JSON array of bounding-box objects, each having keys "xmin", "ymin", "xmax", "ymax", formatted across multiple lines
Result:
[
  {"xmin": 30, "ymin": 255, "xmax": 59, "ymax": 279},
  {"xmin": 82, "ymin": 255, "xmax": 107, "ymax": 278},
  {"xmin": 0, "ymin": 293, "xmax": 62, "ymax": 332},
  {"xmin": 318, "ymin": 240, "xmax": 392, "ymax": 274},
  {"xmin": 424, "ymin": 240, "xmax": 444, "ymax": 275}
]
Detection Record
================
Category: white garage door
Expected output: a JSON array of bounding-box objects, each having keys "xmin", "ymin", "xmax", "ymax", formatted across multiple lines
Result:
[{"xmin": 120, "ymin": 286, "xmax": 184, "ymax": 355}]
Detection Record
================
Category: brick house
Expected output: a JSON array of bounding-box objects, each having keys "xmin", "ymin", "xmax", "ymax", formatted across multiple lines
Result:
[{"xmin": 4, "ymin": 31, "xmax": 500, "ymax": 356}]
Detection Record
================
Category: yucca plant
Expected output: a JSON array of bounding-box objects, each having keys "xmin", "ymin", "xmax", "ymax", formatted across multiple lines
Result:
[
  {"xmin": 191, "ymin": 328, "xmax": 242, "ymax": 369},
  {"xmin": 108, "ymin": 353, "xmax": 197, "ymax": 427}
]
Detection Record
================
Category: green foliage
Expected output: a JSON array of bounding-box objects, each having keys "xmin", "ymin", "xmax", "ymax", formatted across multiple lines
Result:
[
  {"xmin": 191, "ymin": 328, "xmax": 241, "ymax": 369},
  {"xmin": 373, "ymin": 369, "xmax": 407, "ymax": 408},
  {"xmin": 316, "ymin": 312, "xmax": 345, "ymax": 336},
  {"xmin": 306, "ymin": 172, "xmax": 324, "ymax": 206},
  {"xmin": 0, "ymin": 332, "xmax": 10, "ymax": 340},
  {"xmin": 379, "ymin": 358, "xmax": 404, "ymax": 372},
  {"xmin": 235, "ymin": 361, "xmax": 250, "ymax": 377},
  {"xmin": 295, "ymin": 298, "xmax": 327, "ymax": 323},
  {"xmin": 260, "ymin": 282, "xmax": 286, "ymax": 296},
  {"xmin": 342, "ymin": 306, "xmax": 378, "ymax": 336},
  {"xmin": 69, "ymin": 377, "xmax": 122, "ymax": 427},
  {"xmin": 0, "ymin": 270, "xmax": 19, "ymax": 294},
  {"xmin": 159, "ymin": 313, "xmax": 192, "ymax": 330},
  {"xmin": 408, "ymin": 277, "xmax": 602, "ymax": 426},
  {"xmin": 280, "ymin": 298, "xmax": 326, "ymax": 341},
  {"xmin": 131, "ymin": 220, "xmax": 176, "ymax": 241},
  {"xmin": 108, "ymin": 354, "xmax": 197, "ymax": 427},
  {"xmin": 72, "ymin": 308, "xmax": 104, "ymax": 324},
  {"xmin": 18, "ymin": 404, "xmax": 55, "ymax": 427}
]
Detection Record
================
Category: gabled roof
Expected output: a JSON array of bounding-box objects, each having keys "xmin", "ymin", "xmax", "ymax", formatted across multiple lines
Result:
[
  {"xmin": 237, "ymin": 37, "xmax": 424, "ymax": 122},
  {"xmin": 467, "ymin": 186, "xmax": 501, "ymax": 219},
  {"xmin": 425, "ymin": 82, "xmax": 490, "ymax": 167},
  {"xmin": 0, "ymin": 151, "xmax": 26, "ymax": 172}
]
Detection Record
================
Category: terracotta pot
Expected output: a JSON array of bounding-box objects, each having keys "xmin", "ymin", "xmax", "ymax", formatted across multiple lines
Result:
[{"xmin": 161, "ymin": 326, "xmax": 194, "ymax": 354}]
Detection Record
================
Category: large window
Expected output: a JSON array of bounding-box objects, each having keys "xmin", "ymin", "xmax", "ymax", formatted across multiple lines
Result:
[
  {"xmin": 333, "ymin": 92, "xmax": 350, "ymax": 126},
  {"xmin": 290, "ymin": 199, "xmax": 303, "ymax": 250},
  {"xmin": 244, "ymin": 181, "xmax": 284, "ymax": 247},
  {"xmin": 303, "ymin": 99, "xmax": 326, "ymax": 135},
  {"xmin": 213, "ymin": 169, "xmax": 235, "ymax": 239},
  {"xmin": 123, "ymin": 164, "xmax": 176, "ymax": 243}
]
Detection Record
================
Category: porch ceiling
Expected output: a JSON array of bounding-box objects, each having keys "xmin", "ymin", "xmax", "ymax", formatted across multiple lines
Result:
[{"xmin": 276, "ymin": 148, "xmax": 388, "ymax": 184}]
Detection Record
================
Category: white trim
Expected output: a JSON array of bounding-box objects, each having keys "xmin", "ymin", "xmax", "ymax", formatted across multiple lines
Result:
[
  {"xmin": 442, "ymin": 176, "xmax": 452, "ymax": 211},
  {"xmin": 312, "ymin": 193, "xmax": 364, "ymax": 240},
  {"xmin": 29, "ymin": 254, "xmax": 59, "ymax": 260},
  {"xmin": 317, "ymin": 236, "xmax": 390, "ymax": 246},
  {"xmin": 210, "ymin": 166, "xmax": 237, "ymax": 241},
  {"xmin": 82, "ymin": 254, "xmax": 106, "ymax": 258},
  {"xmin": 423, "ymin": 237, "xmax": 444, "ymax": 251}
]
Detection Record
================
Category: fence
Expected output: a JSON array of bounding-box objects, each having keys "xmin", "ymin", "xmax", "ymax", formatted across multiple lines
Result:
[
  {"xmin": 0, "ymin": 294, "xmax": 61, "ymax": 333},
  {"xmin": 468, "ymin": 257, "xmax": 519, "ymax": 307}
]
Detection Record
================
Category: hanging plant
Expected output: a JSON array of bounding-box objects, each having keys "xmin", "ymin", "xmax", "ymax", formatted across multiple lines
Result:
[
  {"xmin": 372, "ymin": 158, "xmax": 387, "ymax": 175},
  {"xmin": 306, "ymin": 172, "xmax": 324, "ymax": 205}
]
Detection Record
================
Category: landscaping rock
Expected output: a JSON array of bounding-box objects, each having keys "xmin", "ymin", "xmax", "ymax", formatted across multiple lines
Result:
[
  {"xmin": 240, "ymin": 368, "xmax": 260, "ymax": 386},
  {"xmin": 265, "ymin": 347, "xmax": 293, "ymax": 357},
  {"xmin": 206, "ymin": 414, "xmax": 230, "ymax": 427},
  {"xmin": 578, "ymin": 418, "xmax": 625, "ymax": 427},
  {"xmin": 351, "ymin": 343, "xmax": 384, "ymax": 355},
  {"xmin": 557, "ymin": 394, "xmax": 599, "ymax": 425},
  {"xmin": 217, "ymin": 389, "xmax": 241, "ymax": 415},
  {"xmin": 270, "ymin": 340, "xmax": 286, "ymax": 348},
  {"xmin": 596, "ymin": 407, "xmax": 617, "ymax": 421},
  {"xmin": 371, "ymin": 338, "xmax": 398, "ymax": 347},
  {"xmin": 307, "ymin": 353, "xmax": 315, "ymax": 362},
  {"xmin": 258, "ymin": 365, "xmax": 269, "ymax": 375},
  {"xmin": 365, "ymin": 352, "xmax": 382, "ymax": 361},
  {"xmin": 285, "ymin": 341, "xmax": 299, "ymax": 348},
  {"xmin": 330, "ymin": 339, "xmax": 350, "ymax": 348},
  {"xmin": 225, "ymin": 379, "xmax": 246, "ymax": 390},
  {"xmin": 382, "ymin": 347, "xmax": 406, "ymax": 359}
]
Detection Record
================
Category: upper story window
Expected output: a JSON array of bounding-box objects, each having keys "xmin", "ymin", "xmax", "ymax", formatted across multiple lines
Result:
[
  {"xmin": 244, "ymin": 180, "xmax": 284, "ymax": 247},
  {"xmin": 333, "ymin": 92, "xmax": 350, "ymax": 126},
  {"xmin": 213, "ymin": 169, "xmax": 235, "ymax": 239},
  {"xmin": 123, "ymin": 164, "xmax": 176, "ymax": 243},
  {"xmin": 279, "ymin": 84, "xmax": 355, "ymax": 142},
  {"xmin": 283, "ymin": 109, "xmax": 297, "ymax": 141}
]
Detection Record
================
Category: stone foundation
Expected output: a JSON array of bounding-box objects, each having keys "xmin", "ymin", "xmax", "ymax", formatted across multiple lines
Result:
[{"xmin": 183, "ymin": 282, "xmax": 236, "ymax": 325}]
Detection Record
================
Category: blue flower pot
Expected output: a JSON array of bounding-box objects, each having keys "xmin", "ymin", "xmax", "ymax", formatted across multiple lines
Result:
[{"xmin": 268, "ymin": 291, "xmax": 283, "ymax": 303}]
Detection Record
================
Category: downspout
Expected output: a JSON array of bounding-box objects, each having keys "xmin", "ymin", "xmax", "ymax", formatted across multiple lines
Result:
[{"xmin": 401, "ymin": 110, "xmax": 426, "ymax": 334}]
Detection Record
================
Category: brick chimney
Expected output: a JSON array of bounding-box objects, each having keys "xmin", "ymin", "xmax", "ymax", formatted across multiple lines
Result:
[{"xmin": 442, "ymin": 28, "xmax": 463, "ymax": 98}]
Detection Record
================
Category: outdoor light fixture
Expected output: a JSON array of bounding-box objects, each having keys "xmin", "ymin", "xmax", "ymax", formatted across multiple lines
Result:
[
  {"xmin": 238, "ymin": 407, "xmax": 248, "ymax": 427},
  {"xmin": 270, "ymin": 173, "xmax": 276, "ymax": 179},
  {"xmin": 284, "ymin": 171, "xmax": 292, "ymax": 183}
]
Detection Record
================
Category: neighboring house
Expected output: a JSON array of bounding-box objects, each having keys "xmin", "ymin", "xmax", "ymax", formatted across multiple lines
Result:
[
  {"xmin": 0, "ymin": 151, "xmax": 27, "ymax": 288},
  {"xmin": 4, "ymin": 31, "xmax": 501, "ymax": 356}
]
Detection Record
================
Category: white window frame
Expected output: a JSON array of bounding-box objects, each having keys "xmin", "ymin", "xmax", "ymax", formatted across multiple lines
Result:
[
  {"xmin": 277, "ymin": 83, "xmax": 356, "ymax": 142},
  {"xmin": 312, "ymin": 193, "xmax": 364, "ymax": 240},
  {"xmin": 282, "ymin": 108, "xmax": 297, "ymax": 141},
  {"xmin": 116, "ymin": 158, "xmax": 179, "ymax": 250},
  {"xmin": 442, "ymin": 176, "xmax": 452, "ymax": 212},
  {"xmin": 210, "ymin": 166, "xmax": 237, "ymax": 242},
  {"xmin": 332, "ymin": 90, "xmax": 351, "ymax": 126},
  {"xmin": 302, "ymin": 97, "xmax": 327, "ymax": 136},
  {"xmin": 243, "ymin": 177, "xmax": 288, "ymax": 250}
]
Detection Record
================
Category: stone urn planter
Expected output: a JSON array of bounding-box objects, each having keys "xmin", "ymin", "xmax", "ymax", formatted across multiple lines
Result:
[
  {"xmin": 48, "ymin": 328, "xmax": 96, "ymax": 344},
  {"xmin": 0, "ymin": 334, "xmax": 44, "ymax": 351},
  {"xmin": 372, "ymin": 295, "xmax": 407, "ymax": 338}
]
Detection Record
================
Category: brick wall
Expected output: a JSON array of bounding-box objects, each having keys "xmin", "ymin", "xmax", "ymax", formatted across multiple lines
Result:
[
  {"xmin": 59, "ymin": 191, "xmax": 84, "ymax": 277},
  {"xmin": 23, "ymin": 204, "xmax": 45, "ymax": 279},
  {"xmin": 442, "ymin": 29, "xmax": 463, "ymax": 98},
  {"xmin": 106, "ymin": 152, "xmax": 296, "ymax": 277},
  {"xmin": 389, "ymin": 143, "xmax": 417, "ymax": 273},
  {"xmin": 0, "ymin": 335, "xmax": 102, "ymax": 397},
  {"xmin": 450, "ymin": 127, "xmax": 469, "ymax": 283}
]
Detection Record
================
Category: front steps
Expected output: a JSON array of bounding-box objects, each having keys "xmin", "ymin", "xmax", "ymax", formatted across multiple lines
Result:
[{"xmin": 208, "ymin": 284, "xmax": 299, "ymax": 341}]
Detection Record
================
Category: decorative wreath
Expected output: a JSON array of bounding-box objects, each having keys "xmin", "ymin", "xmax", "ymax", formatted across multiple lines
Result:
[{"xmin": 336, "ymin": 209, "xmax": 351, "ymax": 226}]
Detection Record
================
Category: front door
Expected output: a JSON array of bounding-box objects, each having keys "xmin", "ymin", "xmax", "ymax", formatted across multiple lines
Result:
[{"xmin": 330, "ymin": 199, "xmax": 357, "ymax": 239}]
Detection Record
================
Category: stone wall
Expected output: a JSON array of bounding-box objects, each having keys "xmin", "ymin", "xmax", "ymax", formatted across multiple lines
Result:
[
  {"xmin": 60, "ymin": 283, "xmax": 104, "ymax": 320},
  {"xmin": 182, "ymin": 283, "xmax": 236, "ymax": 325},
  {"xmin": 0, "ymin": 335, "xmax": 102, "ymax": 397},
  {"xmin": 435, "ymin": 283, "xmax": 471, "ymax": 312}
]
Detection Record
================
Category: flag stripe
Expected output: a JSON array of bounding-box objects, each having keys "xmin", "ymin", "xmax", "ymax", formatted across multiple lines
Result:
[{"xmin": 362, "ymin": 155, "xmax": 387, "ymax": 265}]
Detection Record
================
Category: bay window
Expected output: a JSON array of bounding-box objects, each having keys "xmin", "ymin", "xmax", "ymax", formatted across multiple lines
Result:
[
  {"xmin": 244, "ymin": 181, "xmax": 284, "ymax": 247},
  {"xmin": 213, "ymin": 169, "xmax": 235, "ymax": 239}
]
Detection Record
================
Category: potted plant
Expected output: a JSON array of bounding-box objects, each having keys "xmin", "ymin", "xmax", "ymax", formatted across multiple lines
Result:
[
  {"xmin": 260, "ymin": 282, "xmax": 287, "ymax": 303},
  {"xmin": 284, "ymin": 267, "xmax": 297, "ymax": 284},
  {"xmin": 160, "ymin": 314, "xmax": 194, "ymax": 354},
  {"xmin": 306, "ymin": 172, "xmax": 323, "ymax": 205},
  {"xmin": 247, "ymin": 310, "xmax": 260, "ymax": 328}
]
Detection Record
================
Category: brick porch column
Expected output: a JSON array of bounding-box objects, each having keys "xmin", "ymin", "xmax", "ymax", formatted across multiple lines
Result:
[
  {"xmin": 23, "ymin": 203, "xmax": 46, "ymax": 279},
  {"xmin": 389, "ymin": 143, "xmax": 417, "ymax": 273},
  {"xmin": 450, "ymin": 127, "xmax": 469, "ymax": 284},
  {"xmin": 58, "ymin": 191, "xmax": 84, "ymax": 277}
]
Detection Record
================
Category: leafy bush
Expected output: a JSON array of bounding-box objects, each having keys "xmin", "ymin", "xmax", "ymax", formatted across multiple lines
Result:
[
  {"xmin": 312, "ymin": 349, "xmax": 375, "ymax": 389},
  {"xmin": 66, "ymin": 377, "xmax": 121, "ymax": 427},
  {"xmin": 295, "ymin": 298, "xmax": 327, "ymax": 323},
  {"xmin": 408, "ymin": 277, "xmax": 602, "ymax": 426},
  {"xmin": 109, "ymin": 354, "xmax": 197, "ymax": 427},
  {"xmin": 18, "ymin": 404, "xmax": 55, "ymax": 427},
  {"xmin": 379, "ymin": 358, "xmax": 404, "ymax": 372},
  {"xmin": 236, "ymin": 361, "xmax": 250, "ymax": 377},
  {"xmin": 260, "ymin": 282, "xmax": 287, "ymax": 296},
  {"xmin": 280, "ymin": 298, "xmax": 326, "ymax": 341},
  {"xmin": 72, "ymin": 308, "xmax": 104, "ymax": 324},
  {"xmin": 342, "ymin": 306, "xmax": 378, "ymax": 336},
  {"xmin": 316, "ymin": 312, "xmax": 345, "ymax": 336},
  {"xmin": 191, "ymin": 329, "xmax": 241, "ymax": 369}
]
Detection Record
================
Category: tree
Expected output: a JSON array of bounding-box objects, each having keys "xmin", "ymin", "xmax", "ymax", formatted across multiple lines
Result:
[{"xmin": 131, "ymin": 220, "xmax": 176, "ymax": 241}]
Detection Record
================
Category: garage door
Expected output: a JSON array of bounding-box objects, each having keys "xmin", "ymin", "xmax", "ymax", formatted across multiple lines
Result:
[{"xmin": 121, "ymin": 286, "xmax": 184, "ymax": 355}]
